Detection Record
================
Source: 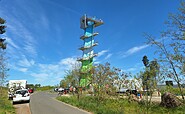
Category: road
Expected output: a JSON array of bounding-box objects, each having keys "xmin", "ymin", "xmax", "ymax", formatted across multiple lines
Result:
[{"xmin": 30, "ymin": 91, "xmax": 91, "ymax": 114}]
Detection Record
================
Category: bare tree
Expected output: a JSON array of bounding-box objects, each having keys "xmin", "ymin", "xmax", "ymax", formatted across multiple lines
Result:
[
  {"xmin": 145, "ymin": 2, "xmax": 185, "ymax": 100},
  {"xmin": 0, "ymin": 52, "xmax": 8, "ymax": 97},
  {"xmin": 90, "ymin": 63, "xmax": 118, "ymax": 103}
]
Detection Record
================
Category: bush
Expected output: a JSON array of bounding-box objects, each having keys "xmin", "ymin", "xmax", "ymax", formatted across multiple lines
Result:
[
  {"xmin": 57, "ymin": 95, "xmax": 185, "ymax": 114},
  {"xmin": 160, "ymin": 86, "xmax": 185, "ymax": 96},
  {"xmin": 0, "ymin": 87, "xmax": 15, "ymax": 114}
]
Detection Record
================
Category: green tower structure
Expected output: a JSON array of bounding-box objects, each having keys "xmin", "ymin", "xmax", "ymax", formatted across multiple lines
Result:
[{"xmin": 78, "ymin": 15, "xmax": 103, "ymax": 87}]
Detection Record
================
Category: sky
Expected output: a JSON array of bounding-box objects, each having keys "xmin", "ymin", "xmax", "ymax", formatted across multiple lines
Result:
[{"xmin": 0, "ymin": 0, "xmax": 181, "ymax": 86}]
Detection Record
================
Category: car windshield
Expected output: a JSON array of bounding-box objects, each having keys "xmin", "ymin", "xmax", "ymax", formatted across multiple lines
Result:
[{"xmin": 15, "ymin": 90, "xmax": 28, "ymax": 94}]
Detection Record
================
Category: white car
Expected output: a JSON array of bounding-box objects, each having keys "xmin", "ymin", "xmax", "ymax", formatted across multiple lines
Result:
[
  {"xmin": 13, "ymin": 89, "xmax": 30, "ymax": 104},
  {"xmin": 58, "ymin": 87, "xmax": 64, "ymax": 92}
]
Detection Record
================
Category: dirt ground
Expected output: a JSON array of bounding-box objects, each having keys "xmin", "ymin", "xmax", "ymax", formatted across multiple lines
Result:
[{"xmin": 13, "ymin": 103, "xmax": 31, "ymax": 114}]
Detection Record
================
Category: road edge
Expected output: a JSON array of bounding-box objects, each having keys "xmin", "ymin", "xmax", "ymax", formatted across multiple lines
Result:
[{"xmin": 53, "ymin": 98, "xmax": 92, "ymax": 114}]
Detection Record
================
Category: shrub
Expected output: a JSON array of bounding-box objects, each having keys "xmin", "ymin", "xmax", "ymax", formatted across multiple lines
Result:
[
  {"xmin": 57, "ymin": 95, "xmax": 185, "ymax": 114},
  {"xmin": 0, "ymin": 87, "xmax": 15, "ymax": 114}
]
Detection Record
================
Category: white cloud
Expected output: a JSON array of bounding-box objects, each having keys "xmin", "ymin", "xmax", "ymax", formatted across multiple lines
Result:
[
  {"xmin": 122, "ymin": 44, "xmax": 149, "ymax": 57},
  {"xmin": 18, "ymin": 56, "xmax": 35, "ymax": 67},
  {"xmin": 38, "ymin": 64, "xmax": 60, "ymax": 73},
  {"xmin": 60, "ymin": 57, "xmax": 76, "ymax": 65},
  {"xmin": 18, "ymin": 68, "xmax": 28, "ymax": 72},
  {"xmin": 29, "ymin": 57, "xmax": 81, "ymax": 84},
  {"xmin": 31, "ymin": 73, "xmax": 49, "ymax": 82},
  {"xmin": 9, "ymin": 64, "xmax": 29, "ymax": 73},
  {"xmin": 126, "ymin": 68, "xmax": 137, "ymax": 72},
  {"xmin": 93, "ymin": 50, "xmax": 112, "ymax": 64},
  {"xmin": 9, "ymin": 55, "xmax": 35, "ymax": 73},
  {"xmin": 5, "ymin": 14, "xmax": 37, "ymax": 57},
  {"xmin": 46, "ymin": 0, "xmax": 81, "ymax": 16},
  {"xmin": 5, "ymin": 37, "xmax": 19, "ymax": 49},
  {"xmin": 94, "ymin": 61, "xmax": 100, "ymax": 65},
  {"xmin": 98, "ymin": 50, "xmax": 109, "ymax": 57},
  {"xmin": 3, "ymin": 15, "xmax": 37, "ymax": 72},
  {"xmin": 60, "ymin": 57, "xmax": 80, "ymax": 69},
  {"xmin": 23, "ymin": 42, "xmax": 37, "ymax": 57},
  {"xmin": 126, "ymin": 45, "xmax": 148, "ymax": 54},
  {"xmin": 105, "ymin": 53, "xmax": 112, "ymax": 60},
  {"xmin": 4, "ymin": 36, "xmax": 22, "ymax": 59}
]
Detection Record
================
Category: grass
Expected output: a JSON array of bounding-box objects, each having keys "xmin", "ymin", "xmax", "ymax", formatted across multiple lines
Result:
[
  {"xmin": 57, "ymin": 95, "xmax": 185, "ymax": 114},
  {"xmin": 0, "ymin": 87, "xmax": 15, "ymax": 114},
  {"xmin": 35, "ymin": 86, "xmax": 54, "ymax": 91}
]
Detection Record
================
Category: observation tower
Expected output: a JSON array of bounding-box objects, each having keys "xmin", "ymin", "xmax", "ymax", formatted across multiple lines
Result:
[{"xmin": 78, "ymin": 15, "xmax": 103, "ymax": 87}]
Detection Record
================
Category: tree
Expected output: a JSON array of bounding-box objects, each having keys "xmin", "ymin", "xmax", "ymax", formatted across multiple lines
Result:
[
  {"xmin": 35, "ymin": 84, "xmax": 41, "ymax": 88},
  {"xmin": 0, "ymin": 51, "xmax": 8, "ymax": 87},
  {"xmin": 113, "ymin": 67, "xmax": 131, "ymax": 97},
  {"xmin": 0, "ymin": 18, "xmax": 6, "ymax": 34},
  {"xmin": 90, "ymin": 63, "xmax": 119, "ymax": 104},
  {"xmin": 60, "ymin": 62, "xmax": 81, "ymax": 88},
  {"xmin": 142, "ymin": 55, "xmax": 150, "ymax": 90},
  {"xmin": 142, "ymin": 56, "xmax": 160, "ymax": 91},
  {"xmin": 141, "ymin": 59, "xmax": 160, "ymax": 92},
  {"xmin": 149, "ymin": 60, "xmax": 160, "ymax": 85},
  {"xmin": 141, "ymin": 56, "xmax": 160, "ymax": 114},
  {"xmin": 60, "ymin": 73, "xmax": 74, "ymax": 88},
  {"xmin": 142, "ymin": 55, "xmax": 149, "ymax": 67},
  {"xmin": 0, "ymin": 17, "xmax": 6, "ymax": 49},
  {"xmin": 0, "ymin": 17, "xmax": 7, "ymax": 96},
  {"xmin": 60, "ymin": 79, "xmax": 68, "ymax": 88},
  {"xmin": 145, "ymin": 2, "xmax": 185, "ymax": 100}
]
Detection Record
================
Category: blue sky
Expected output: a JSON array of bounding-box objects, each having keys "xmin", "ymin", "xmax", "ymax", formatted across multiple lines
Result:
[{"xmin": 0, "ymin": 0, "xmax": 181, "ymax": 86}]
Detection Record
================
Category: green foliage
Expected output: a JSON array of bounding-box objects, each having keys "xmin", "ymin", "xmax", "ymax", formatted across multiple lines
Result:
[
  {"xmin": 57, "ymin": 95, "xmax": 185, "ymax": 114},
  {"xmin": 36, "ymin": 86, "xmax": 53, "ymax": 91},
  {"xmin": 0, "ymin": 17, "xmax": 6, "ymax": 34},
  {"xmin": 0, "ymin": 87, "xmax": 15, "ymax": 114},
  {"xmin": 60, "ymin": 62, "xmax": 127, "ymax": 100},
  {"xmin": 87, "ymin": 62, "xmax": 126, "ymax": 104},
  {"xmin": 34, "ymin": 84, "xmax": 41, "ymax": 88},
  {"xmin": 160, "ymin": 86, "xmax": 185, "ymax": 96},
  {"xmin": 26, "ymin": 84, "xmax": 35, "ymax": 89},
  {"xmin": 140, "ymin": 57, "xmax": 161, "ymax": 114},
  {"xmin": 142, "ymin": 55, "xmax": 149, "ymax": 67},
  {"xmin": 0, "ymin": 17, "xmax": 7, "ymax": 50}
]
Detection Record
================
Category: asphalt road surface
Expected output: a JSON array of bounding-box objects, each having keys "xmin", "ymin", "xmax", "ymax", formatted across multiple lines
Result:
[{"xmin": 30, "ymin": 91, "xmax": 91, "ymax": 114}]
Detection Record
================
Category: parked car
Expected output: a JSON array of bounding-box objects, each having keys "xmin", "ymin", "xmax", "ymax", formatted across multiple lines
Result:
[
  {"xmin": 116, "ymin": 88, "xmax": 128, "ymax": 94},
  {"xmin": 13, "ymin": 89, "xmax": 30, "ymax": 104},
  {"xmin": 117, "ymin": 88, "xmax": 138, "ymax": 95},
  {"xmin": 28, "ymin": 88, "xmax": 34, "ymax": 93},
  {"xmin": 58, "ymin": 87, "xmax": 64, "ymax": 92},
  {"xmin": 54, "ymin": 88, "xmax": 58, "ymax": 92},
  {"xmin": 64, "ymin": 88, "xmax": 69, "ymax": 94}
]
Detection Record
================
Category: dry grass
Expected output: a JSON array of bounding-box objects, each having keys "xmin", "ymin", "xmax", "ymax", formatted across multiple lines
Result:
[{"xmin": 0, "ymin": 87, "xmax": 15, "ymax": 114}]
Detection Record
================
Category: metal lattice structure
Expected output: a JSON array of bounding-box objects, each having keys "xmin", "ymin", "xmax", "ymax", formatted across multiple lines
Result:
[{"xmin": 78, "ymin": 15, "xmax": 103, "ymax": 87}]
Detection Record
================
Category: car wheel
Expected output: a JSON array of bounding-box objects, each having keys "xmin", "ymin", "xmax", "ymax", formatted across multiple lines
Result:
[{"xmin": 27, "ymin": 100, "xmax": 30, "ymax": 103}]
